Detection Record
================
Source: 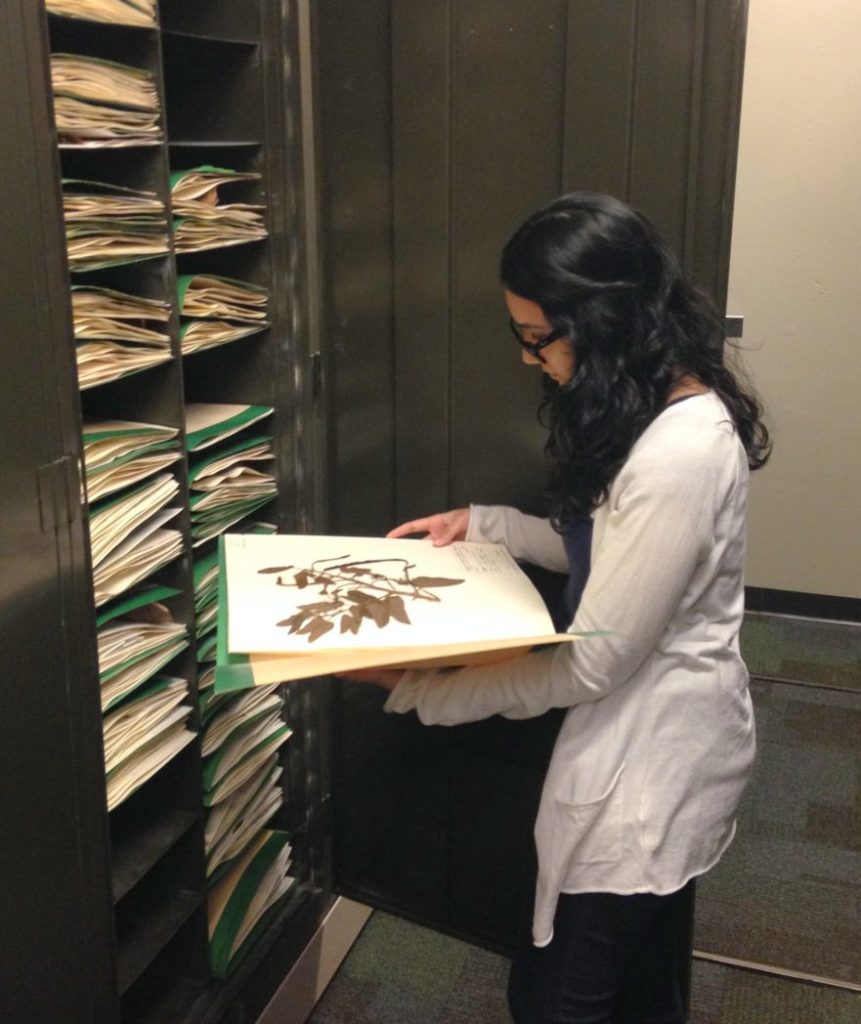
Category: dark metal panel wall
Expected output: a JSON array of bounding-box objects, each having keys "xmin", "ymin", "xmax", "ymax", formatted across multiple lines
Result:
[
  {"xmin": 562, "ymin": 1, "xmax": 637, "ymax": 198},
  {"xmin": 314, "ymin": 0, "xmax": 397, "ymax": 537},
  {"xmin": 391, "ymin": 1, "xmax": 453, "ymax": 518},
  {"xmin": 626, "ymin": 0, "xmax": 701, "ymax": 261},
  {"xmin": 448, "ymin": 0, "xmax": 568, "ymax": 513},
  {"xmin": 0, "ymin": 3, "xmax": 117, "ymax": 1020},
  {"xmin": 690, "ymin": 0, "xmax": 748, "ymax": 308},
  {"xmin": 563, "ymin": 0, "xmax": 748, "ymax": 305},
  {"xmin": 316, "ymin": 0, "xmax": 452, "ymax": 929}
]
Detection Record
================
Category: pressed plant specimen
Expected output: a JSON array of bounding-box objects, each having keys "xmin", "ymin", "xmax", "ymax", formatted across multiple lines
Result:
[{"xmin": 257, "ymin": 554, "xmax": 465, "ymax": 643}]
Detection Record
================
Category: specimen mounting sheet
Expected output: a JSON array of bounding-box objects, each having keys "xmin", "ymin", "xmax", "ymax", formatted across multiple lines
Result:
[{"xmin": 223, "ymin": 533, "xmax": 559, "ymax": 655}]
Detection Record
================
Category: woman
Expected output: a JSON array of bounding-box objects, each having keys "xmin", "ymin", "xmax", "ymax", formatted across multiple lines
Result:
[{"xmin": 348, "ymin": 192, "xmax": 770, "ymax": 1024}]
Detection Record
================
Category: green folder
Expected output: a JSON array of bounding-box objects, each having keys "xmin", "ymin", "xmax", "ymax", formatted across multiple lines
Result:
[
  {"xmin": 214, "ymin": 536, "xmax": 256, "ymax": 693},
  {"xmin": 208, "ymin": 829, "xmax": 295, "ymax": 979},
  {"xmin": 188, "ymin": 434, "xmax": 273, "ymax": 484},
  {"xmin": 95, "ymin": 584, "xmax": 180, "ymax": 628},
  {"xmin": 185, "ymin": 405, "xmax": 273, "ymax": 452}
]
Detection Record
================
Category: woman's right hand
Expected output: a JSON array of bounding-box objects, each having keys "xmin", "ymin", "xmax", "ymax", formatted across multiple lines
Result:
[{"xmin": 386, "ymin": 507, "xmax": 470, "ymax": 546}]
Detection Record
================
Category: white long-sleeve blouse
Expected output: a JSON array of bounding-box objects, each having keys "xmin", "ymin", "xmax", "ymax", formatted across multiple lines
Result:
[{"xmin": 384, "ymin": 392, "xmax": 756, "ymax": 946}]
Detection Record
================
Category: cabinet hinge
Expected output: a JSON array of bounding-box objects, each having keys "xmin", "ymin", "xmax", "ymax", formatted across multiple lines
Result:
[{"xmin": 36, "ymin": 455, "xmax": 80, "ymax": 534}]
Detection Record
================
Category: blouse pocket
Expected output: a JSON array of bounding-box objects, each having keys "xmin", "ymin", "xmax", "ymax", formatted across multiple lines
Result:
[{"xmin": 551, "ymin": 762, "xmax": 626, "ymax": 869}]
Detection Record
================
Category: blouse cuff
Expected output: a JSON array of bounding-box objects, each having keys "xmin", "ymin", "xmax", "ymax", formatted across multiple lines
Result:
[{"xmin": 382, "ymin": 669, "xmax": 429, "ymax": 714}]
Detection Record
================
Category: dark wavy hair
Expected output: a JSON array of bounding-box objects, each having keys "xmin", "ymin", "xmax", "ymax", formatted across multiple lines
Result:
[{"xmin": 500, "ymin": 192, "xmax": 771, "ymax": 526}]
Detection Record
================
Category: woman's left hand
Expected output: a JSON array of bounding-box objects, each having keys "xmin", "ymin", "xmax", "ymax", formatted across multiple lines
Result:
[{"xmin": 336, "ymin": 668, "xmax": 404, "ymax": 691}]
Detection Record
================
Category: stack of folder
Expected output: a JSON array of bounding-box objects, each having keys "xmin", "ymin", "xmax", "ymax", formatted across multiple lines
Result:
[
  {"xmin": 202, "ymin": 686, "xmax": 285, "ymax": 881},
  {"xmin": 72, "ymin": 287, "xmax": 172, "ymax": 389},
  {"xmin": 104, "ymin": 677, "xmax": 195, "ymax": 811},
  {"xmin": 179, "ymin": 320, "xmax": 266, "ymax": 356},
  {"xmin": 201, "ymin": 692, "xmax": 291, "ymax": 809},
  {"xmin": 171, "ymin": 166, "xmax": 268, "ymax": 254},
  {"xmin": 205, "ymin": 755, "xmax": 283, "ymax": 883},
  {"xmin": 45, "ymin": 0, "xmax": 157, "ymax": 28},
  {"xmin": 194, "ymin": 548, "xmax": 220, "ymax": 645},
  {"xmin": 51, "ymin": 54, "xmax": 162, "ymax": 147},
  {"xmin": 185, "ymin": 404, "xmax": 277, "ymax": 546},
  {"xmin": 193, "ymin": 521, "xmax": 277, "ymax": 752},
  {"xmin": 97, "ymin": 585, "xmax": 189, "ymax": 711},
  {"xmin": 63, "ymin": 178, "xmax": 170, "ymax": 271},
  {"xmin": 178, "ymin": 273, "xmax": 270, "ymax": 356},
  {"xmin": 207, "ymin": 829, "xmax": 295, "ymax": 979},
  {"xmin": 191, "ymin": 528, "xmax": 290, "ymax": 971},
  {"xmin": 179, "ymin": 274, "xmax": 269, "ymax": 322},
  {"xmin": 96, "ymin": 588, "xmax": 193, "ymax": 810},
  {"xmin": 89, "ymin": 472, "xmax": 178, "ymax": 565},
  {"xmin": 88, "ymin": 471, "xmax": 183, "ymax": 607},
  {"xmin": 82, "ymin": 418, "xmax": 180, "ymax": 503}
]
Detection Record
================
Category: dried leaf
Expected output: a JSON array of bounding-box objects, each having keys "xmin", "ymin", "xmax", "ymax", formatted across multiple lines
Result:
[
  {"xmin": 365, "ymin": 598, "xmax": 390, "ymax": 629},
  {"xmin": 302, "ymin": 617, "xmax": 335, "ymax": 643},
  {"xmin": 340, "ymin": 612, "xmax": 360, "ymax": 635},
  {"xmin": 409, "ymin": 576, "xmax": 465, "ymax": 588},
  {"xmin": 277, "ymin": 610, "xmax": 308, "ymax": 633},
  {"xmin": 386, "ymin": 594, "xmax": 410, "ymax": 625},
  {"xmin": 294, "ymin": 569, "xmax": 309, "ymax": 589},
  {"xmin": 258, "ymin": 565, "xmax": 293, "ymax": 574}
]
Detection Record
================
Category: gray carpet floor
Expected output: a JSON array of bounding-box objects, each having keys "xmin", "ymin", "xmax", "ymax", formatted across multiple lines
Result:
[
  {"xmin": 306, "ymin": 910, "xmax": 861, "ymax": 1023},
  {"xmin": 306, "ymin": 910, "xmax": 861, "ymax": 1024},
  {"xmin": 694, "ymin": 680, "xmax": 860, "ymax": 984}
]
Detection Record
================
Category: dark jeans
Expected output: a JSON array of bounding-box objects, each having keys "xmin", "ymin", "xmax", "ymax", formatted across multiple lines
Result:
[{"xmin": 507, "ymin": 884, "xmax": 692, "ymax": 1024}]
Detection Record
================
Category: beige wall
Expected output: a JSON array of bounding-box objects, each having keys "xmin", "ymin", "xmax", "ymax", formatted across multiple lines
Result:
[{"xmin": 727, "ymin": 0, "xmax": 861, "ymax": 599}]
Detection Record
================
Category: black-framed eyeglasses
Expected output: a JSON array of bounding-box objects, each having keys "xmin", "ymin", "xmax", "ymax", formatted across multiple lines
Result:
[{"xmin": 508, "ymin": 317, "xmax": 566, "ymax": 363}]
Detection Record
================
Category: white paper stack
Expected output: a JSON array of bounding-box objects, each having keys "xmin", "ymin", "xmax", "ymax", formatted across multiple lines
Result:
[
  {"xmin": 83, "ymin": 419, "xmax": 179, "ymax": 482},
  {"xmin": 180, "ymin": 320, "xmax": 266, "ymax": 356},
  {"xmin": 45, "ymin": 0, "xmax": 157, "ymax": 28},
  {"xmin": 178, "ymin": 275, "xmax": 268, "ymax": 322},
  {"xmin": 205, "ymin": 758, "xmax": 284, "ymax": 881},
  {"xmin": 63, "ymin": 179, "xmax": 169, "ymax": 270},
  {"xmin": 88, "ymin": 473, "xmax": 179, "ymax": 565},
  {"xmin": 51, "ymin": 54, "xmax": 162, "ymax": 147},
  {"xmin": 92, "ymin": 518, "xmax": 183, "ymax": 607},
  {"xmin": 194, "ymin": 549, "xmax": 220, "ymax": 639},
  {"xmin": 96, "ymin": 587, "xmax": 189, "ymax": 710},
  {"xmin": 202, "ymin": 707, "xmax": 291, "ymax": 807},
  {"xmin": 183, "ymin": 405, "xmax": 276, "ymax": 544},
  {"xmin": 73, "ymin": 287, "xmax": 173, "ymax": 391},
  {"xmin": 171, "ymin": 167, "xmax": 267, "ymax": 254},
  {"xmin": 105, "ymin": 674, "xmax": 196, "ymax": 810}
]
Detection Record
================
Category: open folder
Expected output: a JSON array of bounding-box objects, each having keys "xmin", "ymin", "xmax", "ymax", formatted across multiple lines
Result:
[{"xmin": 215, "ymin": 533, "xmax": 590, "ymax": 691}]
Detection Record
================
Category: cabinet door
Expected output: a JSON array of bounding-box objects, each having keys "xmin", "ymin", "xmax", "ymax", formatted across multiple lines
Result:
[
  {"xmin": 0, "ymin": 3, "xmax": 117, "ymax": 1019},
  {"xmin": 318, "ymin": 0, "xmax": 747, "ymax": 952}
]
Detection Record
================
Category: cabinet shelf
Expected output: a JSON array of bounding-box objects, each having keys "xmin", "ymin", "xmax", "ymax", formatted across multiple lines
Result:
[
  {"xmin": 115, "ymin": 825, "xmax": 206, "ymax": 993},
  {"xmin": 117, "ymin": 889, "xmax": 202, "ymax": 994},
  {"xmin": 112, "ymin": 807, "xmax": 200, "ymax": 903},
  {"xmin": 162, "ymin": 34, "xmax": 263, "ymax": 143},
  {"xmin": 123, "ymin": 973, "xmax": 208, "ymax": 1024},
  {"xmin": 161, "ymin": 28, "xmax": 258, "ymax": 49},
  {"xmin": 169, "ymin": 140, "xmax": 263, "ymax": 149},
  {"xmin": 159, "ymin": 1, "xmax": 262, "ymax": 46}
]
